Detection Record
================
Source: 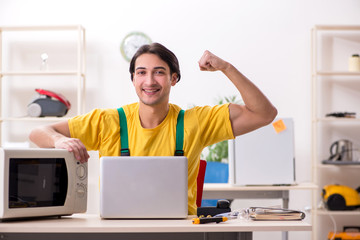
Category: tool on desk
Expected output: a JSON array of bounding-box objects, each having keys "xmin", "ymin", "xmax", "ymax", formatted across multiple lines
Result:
[
  {"xmin": 214, "ymin": 210, "xmax": 240, "ymax": 219},
  {"xmin": 197, "ymin": 199, "xmax": 231, "ymax": 217},
  {"xmin": 192, "ymin": 216, "xmax": 228, "ymax": 224}
]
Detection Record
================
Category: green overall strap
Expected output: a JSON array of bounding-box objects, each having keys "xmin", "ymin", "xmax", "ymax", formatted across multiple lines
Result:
[
  {"xmin": 117, "ymin": 107, "xmax": 184, "ymax": 157},
  {"xmin": 175, "ymin": 109, "xmax": 185, "ymax": 156},
  {"xmin": 117, "ymin": 107, "xmax": 130, "ymax": 156}
]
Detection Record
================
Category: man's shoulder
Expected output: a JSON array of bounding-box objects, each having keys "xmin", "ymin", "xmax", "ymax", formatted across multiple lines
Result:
[
  {"xmin": 186, "ymin": 104, "xmax": 224, "ymax": 112},
  {"xmin": 89, "ymin": 108, "xmax": 118, "ymax": 116},
  {"xmin": 121, "ymin": 103, "xmax": 139, "ymax": 117},
  {"xmin": 70, "ymin": 108, "xmax": 119, "ymax": 124},
  {"xmin": 169, "ymin": 103, "xmax": 215, "ymax": 113},
  {"xmin": 169, "ymin": 103, "xmax": 182, "ymax": 112},
  {"xmin": 185, "ymin": 104, "xmax": 230, "ymax": 118},
  {"xmin": 84, "ymin": 108, "xmax": 119, "ymax": 122}
]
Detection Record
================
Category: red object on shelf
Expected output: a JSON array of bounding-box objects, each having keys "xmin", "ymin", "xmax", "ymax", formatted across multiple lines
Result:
[{"xmin": 35, "ymin": 88, "xmax": 71, "ymax": 110}]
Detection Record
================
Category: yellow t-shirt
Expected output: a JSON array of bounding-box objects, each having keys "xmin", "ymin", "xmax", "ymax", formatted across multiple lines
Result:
[{"xmin": 68, "ymin": 102, "xmax": 234, "ymax": 215}]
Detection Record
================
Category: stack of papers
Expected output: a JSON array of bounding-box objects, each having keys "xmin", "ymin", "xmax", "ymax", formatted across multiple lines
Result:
[{"xmin": 249, "ymin": 207, "xmax": 305, "ymax": 221}]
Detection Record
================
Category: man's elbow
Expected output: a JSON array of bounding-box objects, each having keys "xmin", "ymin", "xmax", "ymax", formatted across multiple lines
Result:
[
  {"xmin": 28, "ymin": 126, "xmax": 51, "ymax": 148},
  {"xmin": 263, "ymin": 106, "xmax": 278, "ymax": 126},
  {"xmin": 29, "ymin": 128, "xmax": 40, "ymax": 146}
]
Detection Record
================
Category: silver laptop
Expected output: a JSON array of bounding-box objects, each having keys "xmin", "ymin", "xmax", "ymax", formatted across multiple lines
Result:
[{"xmin": 100, "ymin": 156, "xmax": 188, "ymax": 219}]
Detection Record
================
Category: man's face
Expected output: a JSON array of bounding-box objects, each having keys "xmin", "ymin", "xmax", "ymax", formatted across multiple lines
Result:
[{"xmin": 132, "ymin": 53, "xmax": 177, "ymax": 107}]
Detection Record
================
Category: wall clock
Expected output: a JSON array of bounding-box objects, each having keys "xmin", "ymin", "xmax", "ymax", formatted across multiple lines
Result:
[{"xmin": 120, "ymin": 32, "xmax": 152, "ymax": 62}]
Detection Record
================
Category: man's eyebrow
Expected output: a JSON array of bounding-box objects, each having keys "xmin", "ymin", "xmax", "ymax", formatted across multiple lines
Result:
[
  {"xmin": 154, "ymin": 66, "xmax": 166, "ymax": 70},
  {"xmin": 135, "ymin": 66, "xmax": 167, "ymax": 71},
  {"xmin": 135, "ymin": 67, "xmax": 146, "ymax": 70}
]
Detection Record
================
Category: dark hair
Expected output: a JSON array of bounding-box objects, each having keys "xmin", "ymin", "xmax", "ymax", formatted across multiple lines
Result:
[{"xmin": 129, "ymin": 43, "xmax": 181, "ymax": 82}]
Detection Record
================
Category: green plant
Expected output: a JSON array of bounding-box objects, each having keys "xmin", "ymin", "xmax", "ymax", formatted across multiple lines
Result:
[
  {"xmin": 206, "ymin": 140, "xmax": 229, "ymax": 162},
  {"xmin": 204, "ymin": 95, "xmax": 243, "ymax": 163},
  {"xmin": 217, "ymin": 95, "xmax": 242, "ymax": 105}
]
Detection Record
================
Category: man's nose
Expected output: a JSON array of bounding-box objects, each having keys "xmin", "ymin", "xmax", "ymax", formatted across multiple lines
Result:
[{"xmin": 144, "ymin": 73, "xmax": 156, "ymax": 84}]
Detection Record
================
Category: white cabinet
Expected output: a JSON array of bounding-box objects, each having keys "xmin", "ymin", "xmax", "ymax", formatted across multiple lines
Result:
[
  {"xmin": 311, "ymin": 25, "xmax": 360, "ymax": 240},
  {"xmin": 0, "ymin": 25, "xmax": 86, "ymax": 146}
]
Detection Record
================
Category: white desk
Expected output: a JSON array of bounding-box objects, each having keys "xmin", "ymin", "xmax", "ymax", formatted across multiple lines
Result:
[
  {"xmin": 202, "ymin": 182, "xmax": 317, "ymax": 240},
  {"xmin": 0, "ymin": 214, "xmax": 311, "ymax": 240},
  {"xmin": 203, "ymin": 182, "xmax": 317, "ymax": 208}
]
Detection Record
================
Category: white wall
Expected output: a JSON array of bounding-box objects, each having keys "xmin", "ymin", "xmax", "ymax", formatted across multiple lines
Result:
[{"xmin": 1, "ymin": 0, "xmax": 360, "ymax": 239}]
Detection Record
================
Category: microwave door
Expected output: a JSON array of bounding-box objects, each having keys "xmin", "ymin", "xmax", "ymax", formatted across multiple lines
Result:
[{"xmin": 9, "ymin": 158, "xmax": 68, "ymax": 208}]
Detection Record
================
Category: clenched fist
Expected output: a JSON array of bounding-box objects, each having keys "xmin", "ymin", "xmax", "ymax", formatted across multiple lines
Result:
[{"xmin": 198, "ymin": 50, "xmax": 230, "ymax": 72}]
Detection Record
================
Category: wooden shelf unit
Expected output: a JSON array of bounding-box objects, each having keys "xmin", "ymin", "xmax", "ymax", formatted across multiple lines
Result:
[
  {"xmin": 0, "ymin": 25, "xmax": 86, "ymax": 146},
  {"xmin": 311, "ymin": 25, "xmax": 360, "ymax": 240}
]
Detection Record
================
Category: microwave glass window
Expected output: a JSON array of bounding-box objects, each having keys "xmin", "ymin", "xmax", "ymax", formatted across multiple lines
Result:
[{"xmin": 9, "ymin": 158, "xmax": 68, "ymax": 208}]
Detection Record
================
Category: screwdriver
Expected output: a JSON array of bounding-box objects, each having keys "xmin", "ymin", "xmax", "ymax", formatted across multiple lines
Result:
[{"xmin": 192, "ymin": 216, "xmax": 228, "ymax": 224}]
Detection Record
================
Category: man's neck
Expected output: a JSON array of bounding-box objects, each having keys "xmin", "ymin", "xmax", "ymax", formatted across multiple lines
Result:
[{"xmin": 138, "ymin": 102, "xmax": 169, "ymax": 129}]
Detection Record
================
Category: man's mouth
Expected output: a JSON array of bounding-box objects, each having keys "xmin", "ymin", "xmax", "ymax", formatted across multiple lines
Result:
[{"xmin": 143, "ymin": 89, "xmax": 160, "ymax": 93}]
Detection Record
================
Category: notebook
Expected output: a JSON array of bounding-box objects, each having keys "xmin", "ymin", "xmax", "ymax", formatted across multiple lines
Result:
[
  {"xmin": 229, "ymin": 118, "xmax": 296, "ymax": 186},
  {"xmin": 100, "ymin": 156, "xmax": 188, "ymax": 219}
]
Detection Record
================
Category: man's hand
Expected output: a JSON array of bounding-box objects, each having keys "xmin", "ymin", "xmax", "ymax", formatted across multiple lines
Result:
[
  {"xmin": 198, "ymin": 50, "xmax": 230, "ymax": 72},
  {"xmin": 54, "ymin": 136, "xmax": 90, "ymax": 163},
  {"xmin": 29, "ymin": 121, "xmax": 90, "ymax": 163}
]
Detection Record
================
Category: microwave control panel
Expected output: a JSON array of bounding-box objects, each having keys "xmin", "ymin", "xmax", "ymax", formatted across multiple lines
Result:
[{"xmin": 74, "ymin": 162, "xmax": 87, "ymax": 213}]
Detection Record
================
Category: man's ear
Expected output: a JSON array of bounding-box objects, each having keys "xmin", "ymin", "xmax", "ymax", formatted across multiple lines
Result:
[
  {"xmin": 171, "ymin": 73, "xmax": 178, "ymax": 86},
  {"xmin": 131, "ymin": 74, "xmax": 135, "ymax": 86}
]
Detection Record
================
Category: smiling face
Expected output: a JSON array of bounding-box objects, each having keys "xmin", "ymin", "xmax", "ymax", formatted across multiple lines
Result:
[{"xmin": 132, "ymin": 53, "xmax": 178, "ymax": 107}]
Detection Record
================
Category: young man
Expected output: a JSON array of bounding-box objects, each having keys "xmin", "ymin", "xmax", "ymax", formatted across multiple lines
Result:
[{"xmin": 29, "ymin": 43, "xmax": 277, "ymax": 215}]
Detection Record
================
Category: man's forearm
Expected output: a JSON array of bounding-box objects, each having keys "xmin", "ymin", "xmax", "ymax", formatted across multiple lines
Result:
[
  {"xmin": 29, "ymin": 126, "xmax": 63, "ymax": 148},
  {"xmin": 29, "ymin": 126, "xmax": 56, "ymax": 148},
  {"xmin": 29, "ymin": 122, "xmax": 90, "ymax": 163}
]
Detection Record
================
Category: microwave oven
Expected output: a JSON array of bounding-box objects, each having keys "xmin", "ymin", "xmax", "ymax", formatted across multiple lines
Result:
[{"xmin": 0, "ymin": 148, "xmax": 87, "ymax": 220}]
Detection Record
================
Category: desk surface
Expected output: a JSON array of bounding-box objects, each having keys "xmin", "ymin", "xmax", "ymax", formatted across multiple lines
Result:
[
  {"xmin": 203, "ymin": 182, "xmax": 317, "ymax": 192},
  {"xmin": 202, "ymin": 182, "xmax": 317, "ymax": 200},
  {"xmin": 0, "ymin": 214, "xmax": 311, "ymax": 233}
]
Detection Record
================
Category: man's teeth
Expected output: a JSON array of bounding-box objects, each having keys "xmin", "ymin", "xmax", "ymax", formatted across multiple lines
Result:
[{"xmin": 144, "ymin": 89, "xmax": 158, "ymax": 92}]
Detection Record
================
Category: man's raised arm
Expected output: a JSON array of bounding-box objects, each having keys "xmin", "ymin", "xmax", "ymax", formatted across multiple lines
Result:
[{"xmin": 198, "ymin": 50, "xmax": 277, "ymax": 136}]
